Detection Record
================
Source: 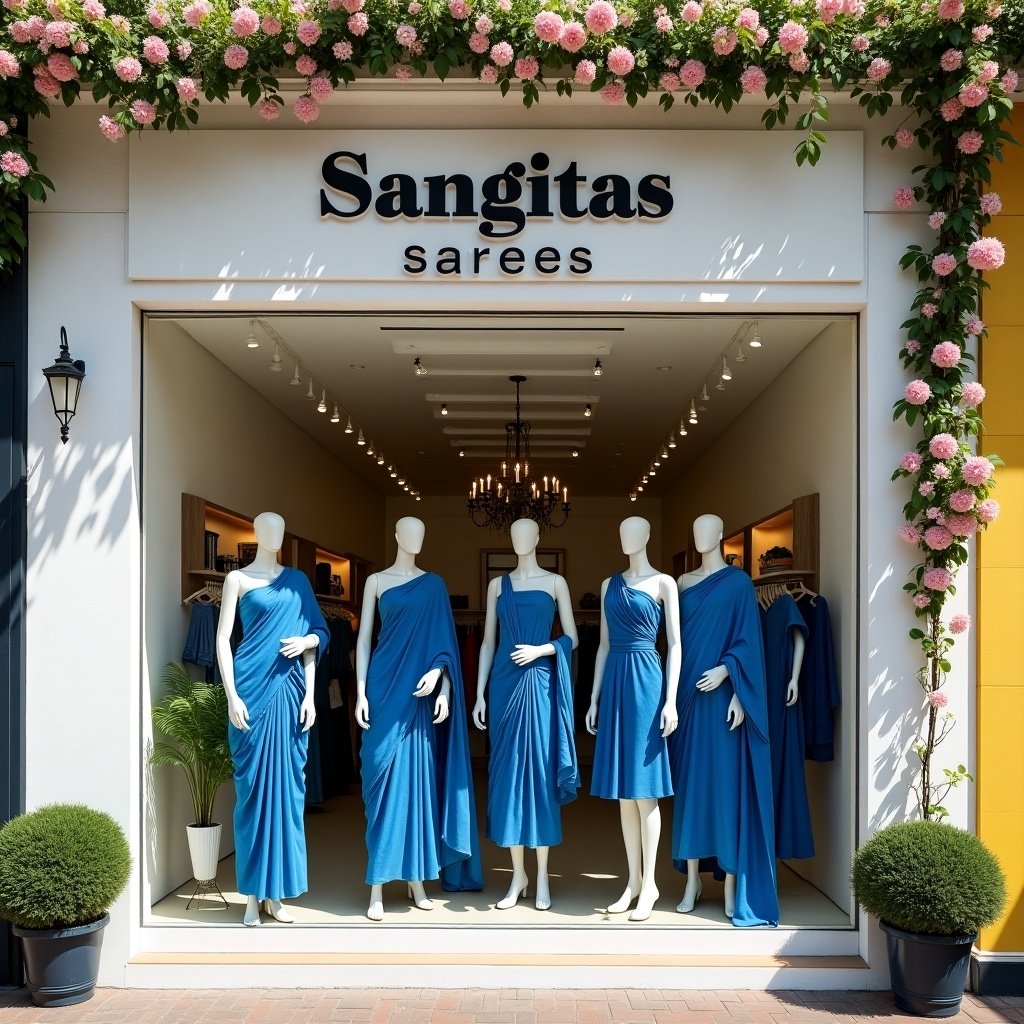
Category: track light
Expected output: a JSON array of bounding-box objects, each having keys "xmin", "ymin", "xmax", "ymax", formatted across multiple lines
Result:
[
  {"xmin": 317, "ymin": 389, "xmax": 327, "ymax": 413},
  {"xmin": 649, "ymin": 467, "xmax": 657, "ymax": 477},
  {"xmin": 668, "ymin": 433, "xmax": 677, "ymax": 448},
  {"xmin": 700, "ymin": 383, "xmax": 710, "ymax": 403},
  {"xmin": 356, "ymin": 429, "xmax": 365, "ymax": 445},
  {"xmin": 290, "ymin": 362, "xmax": 301, "ymax": 386},
  {"xmin": 660, "ymin": 445, "xmax": 669, "ymax": 459},
  {"xmin": 306, "ymin": 376, "xmax": 315, "ymax": 400},
  {"xmin": 367, "ymin": 439, "xmax": 375, "ymax": 456},
  {"xmin": 735, "ymin": 341, "xmax": 747, "ymax": 364},
  {"xmin": 344, "ymin": 415, "xmax": 353, "ymax": 434},
  {"xmin": 653, "ymin": 456, "xmax": 661, "ymax": 467},
  {"xmin": 593, "ymin": 359, "xmax": 603, "ymax": 377},
  {"xmin": 404, "ymin": 485, "xmax": 410, "ymax": 492},
  {"xmin": 571, "ymin": 449, "xmax": 579, "ymax": 458},
  {"xmin": 377, "ymin": 452, "xmax": 385, "ymax": 465},
  {"xmin": 441, "ymin": 403, "xmax": 448, "ymax": 416},
  {"xmin": 245, "ymin": 320, "xmax": 259, "ymax": 349},
  {"xmin": 331, "ymin": 404, "xmax": 340, "ymax": 423},
  {"xmin": 749, "ymin": 321, "xmax": 762, "ymax": 348},
  {"xmin": 398, "ymin": 477, "xmax": 406, "ymax": 486},
  {"xmin": 642, "ymin": 475, "xmax": 648, "ymax": 484},
  {"xmin": 678, "ymin": 422, "xmax": 688, "ymax": 437},
  {"xmin": 584, "ymin": 403, "xmax": 592, "ymax": 418},
  {"xmin": 270, "ymin": 342, "xmax": 282, "ymax": 371},
  {"xmin": 721, "ymin": 356, "xmax": 733, "ymax": 382},
  {"xmin": 689, "ymin": 400, "xmax": 698, "ymax": 425},
  {"xmin": 389, "ymin": 465, "xmax": 397, "ymax": 478},
  {"xmin": 413, "ymin": 356, "xmax": 427, "ymax": 376}
]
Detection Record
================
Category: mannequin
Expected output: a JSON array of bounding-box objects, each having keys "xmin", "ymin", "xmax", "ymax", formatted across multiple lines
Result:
[
  {"xmin": 356, "ymin": 517, "xmax": 481, "ymax": 921},
  {"xmin": 217, "ymin": 512, "xmax": 329, "ymax": 928},
  {"xmin": 473, "ymin": 518, "xmax": 579, "ymax": 912},
  {"xmin": 586, "ymin": 517, "xmax": 680, "ymax": 923},
  {"xmin": 671, "ymin": 514, "xmax": 778, "ymax": 927}
]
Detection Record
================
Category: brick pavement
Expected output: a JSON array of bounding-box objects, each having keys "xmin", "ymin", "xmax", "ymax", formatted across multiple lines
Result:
[{"xmin": 0, "ymin": 990, "xmax": 1022, "ymax": 1024}]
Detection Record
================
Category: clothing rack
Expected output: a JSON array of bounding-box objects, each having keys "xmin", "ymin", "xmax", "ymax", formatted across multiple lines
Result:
[
  {"xmin": 315, "ymin": 594, "xmax": 356, "ymax": 623},
  {"xmin": 753, "ymin": 569, "xmax": 818, "ymax": 610},
  {"xmin": 183, "ymin": 581, "xmax": 223, "ymax": 605}
]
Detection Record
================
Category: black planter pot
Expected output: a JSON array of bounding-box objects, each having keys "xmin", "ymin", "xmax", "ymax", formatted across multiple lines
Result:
[
  {"xmin": 881, "ymin": 921, "xmax": 976, "ymax": 1018},
  {"xmin": 12, "ymin": 912, "xmax": 108, "ymax": 1007}
]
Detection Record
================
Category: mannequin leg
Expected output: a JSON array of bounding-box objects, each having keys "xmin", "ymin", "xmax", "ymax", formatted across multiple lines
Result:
[
  {"xmin": 676, "ymin": 858, "xmax": 703, "ymax": 914},
  {"xmin": 629, "ymin": 798, "xmax": 661, "ymax": 922},
  {"xmin": 243, "ymin": 894, "xmax": 261, "ymax": 927},
  {"xmin": 496, "ymin": 846, "xmax": 529, "ymax": 910},
  {"xmin": 367, "ymin": 884, "xmax": 384, "ymax": 922},
  {"xmin": 535, "ymin": 846, "xmax": 551, "ymax": 911},
  {"xmin": 607, "ymin": 800, "xmax": 642, "ymax": 913},
  {"xmin": 262, "ymin": 898, "xmax": 294, "ymax": 923},
  {"xmin": 407, "ymin": 881, "xmax": 434, "ymax": 911},
  {"xmin": 724, "ymin": 873, "xmax": 736, "ymax": 919}
]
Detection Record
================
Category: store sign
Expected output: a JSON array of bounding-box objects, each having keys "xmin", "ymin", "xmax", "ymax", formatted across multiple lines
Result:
[{"xmin": 128, "ymin": 130, "xmax": 864, "ymax": 283}]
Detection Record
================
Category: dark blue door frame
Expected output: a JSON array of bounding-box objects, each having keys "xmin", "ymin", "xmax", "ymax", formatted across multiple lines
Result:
[{"xmin": 0, "ymin": 190, "xmax": 27, "ymax": 987}]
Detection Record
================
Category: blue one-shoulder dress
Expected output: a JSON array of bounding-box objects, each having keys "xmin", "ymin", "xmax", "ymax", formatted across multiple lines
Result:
[{"xmin": 590, "ymin": 573, "xmax": 673, "ymax": 801}]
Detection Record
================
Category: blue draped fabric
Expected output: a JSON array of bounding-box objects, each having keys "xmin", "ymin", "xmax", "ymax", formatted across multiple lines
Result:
[
  {"xmin": 591, "ymin": 574, "xmax": 673, "ymax": 801},
  {"xmin": 229, "ymin": 568, "xmax": 329, "ymax": 901},
  {"xmin": 762, "ymin": 595, "xmax": 814, "ymax": 860},
  {"xmin": 361, "ymin": 572, "xmax": 482, "ymax": 890},
  {"xmin": 797, "ymin": 595, "xmax": 840, "ymax": 762},
  {"xmin": 671, "ymin": 566, "xmax": 778, "ymax": 927},
  {"xmin": 486, "ymin": 577, "xmax": 578, "ymax": 849}
]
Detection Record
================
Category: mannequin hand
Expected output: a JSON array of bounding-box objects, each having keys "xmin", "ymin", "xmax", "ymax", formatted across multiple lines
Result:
[
  {"xmin": 472, "ymin": 699, "xmax": 487, "ymax": 731},
  {"xmin": 299, "ymin": 693, "xmax": 316, "ymax": 733},
  {"xmin": 660, "ymin": 701, "xmax": 679, "ymax": 738},
  {"xmin": 786, "ymin": 679, "xmax": 799, "ymax": 707},
  {"xmin": 280, "ymin": 634, "xmax": 317, "ymax": 659},
  {"xmin": 585, "ymin": 701, "xmax": 599, "ymax": 736},
  {"xmin": 433, "ymin": 692, "xmax": 450, "ymax": 725},
  {"xmin": 227, "ymin": 695, "xmax": 250, "ymax": 731},
  {"xmin": 413, "ymin": 667, "xmax": 442, "ymax": 697},
  {"xmin": 355, "ymin": 694, "xmax": 370, "ymax": 730},
  {"xmin": 726, "ymin": 693, "xmax": 745, "ymax": 730},
  {"xmin": 696, "ymin": 664, "xmax": 729, "ymax": 692},
  {"xmin": 510, "ymin": 644, "xmax": 543, "ymax": 667}
]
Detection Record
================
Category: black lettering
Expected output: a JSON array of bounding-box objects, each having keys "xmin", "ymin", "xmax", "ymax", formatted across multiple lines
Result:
[
  {"xmin": 403, "ymin": 245, "xmax": 427, "ymax": 274},
  {"xmin": 424, "ymin": 173, "xmax": 477, "ymax": 218},
  {"xmin": 527, "ymin": 152, "xmax": 553, "ymax": 218},
  {"xmin": 499, "ymin": 247, "xmax": 525, "ymax": 275},
  {"xmin": 589, "ymin": 174, "xmax": 636, "ymax": 219},
  {"xmin": 473, "ymin": 247, "xmax": 491, "ymax": 273},
  {"xmin": 553, "ymin": 161, "xmax": 588, "ymax": 219},
  {"xmin": 569, "ymin": 247, "xmax": 593, "ymax": 275},
  {"xmin": 534, "ymin": 246, "xmax": 560, "ymax": 274},
  {"xmin": 637, "ymin": 174, "xmax": 674, "ymax": 219},
  {"xmin": 436, "ymin": 247, "xmax": 462, "ymax": 275},
  {"xmin": 320, "ymin": 151, "xmax": 371, "ymax": 218},
  {"xmin": 374, "ymin": 173, "xmax": 422, "ymax": 219},
  {"xmin": 480, "ymin": 162, "xmax": 527, "ymax": 238}
]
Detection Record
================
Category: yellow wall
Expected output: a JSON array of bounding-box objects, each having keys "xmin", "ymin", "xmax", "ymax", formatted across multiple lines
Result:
[{"xmin": 978, "ymin": 106, "xmax": 1024, "ymax": 953}]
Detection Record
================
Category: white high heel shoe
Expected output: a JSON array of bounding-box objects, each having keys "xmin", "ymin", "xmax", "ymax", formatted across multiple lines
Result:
[
  {"xmin": 406, "ymin": 883, "xmax": 434, "ymax": 911},
  {"xmin": 676, "ymin": 882, "xmax": 703, "ymax": 914},
  {"xmin": 496, "ymin": 881, "xmax": 529, "ymax": 910},
  {"xmin": 262, "ymin": 898, "xmax": 294, "ymax": 923}
]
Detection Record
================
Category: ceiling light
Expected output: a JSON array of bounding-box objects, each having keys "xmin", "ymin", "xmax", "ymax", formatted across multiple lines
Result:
[
  {"xmin": 668, "ymin": 434, "xmax": 677, "ymax": 449},
  {"xmin": 330, "ymin": 404, "xmax": 340, "ymax": 423},
  {"xmin": 245, "ymin": 320, "xmax": 259, "ymax": 349},
  {"xmin": 572, "ymin": 449, "xmax": 579, "ymax": 458},
  {"xmin": 584, "ymin": 403, "xmax": 592, "ymax": 418},
  {"xmin": 398, "ymin": 477, "xmax": 406, "ymax": 485},
  {"xmin": 270, "ymin": 341, "xmax": 282, "ymax": 371},
  {"xmin": 700, "ymin": 383, "xmax": 710, "ymax": 402},
  {"xmin": 290, "ymin": 362, "xmax": 301, "ymax": 386},
  {"xmin": 404, "ymin": 485, "xmax": 410, "ymax": 492},
  {"xmin": 377, "ymin": 452, "xmax": 385, "ymax": 465},
  {"xmin": 415, "ymin": 495, "xmax": 421, "ymax": 501},
  {"xmin": 678, "ymin": 422, "xmax": 688, "ymax": 437},
  {"xmin": 656, "ymin": 365, "xmax": 672, "ymax": 371},
  {"xmin": 306, "ymin": 376, "xmax": 315, "ymax": 400},
  {"xmin": 344, "ymin": 415, "xmax": 353, "ymax": 433},
  {"xmin": 689, "ymin": 400, "xmax": 698, "ymax": 425},
  {"xmin": 317, "ymin": 389, "xmax": 327, "ymax": 413},
  {"xmin": 641, "ymin": 475, "xmax": 648, "ymax": 484},
  {"xmin": 389, "ymin": 466, "xmax": 397, "ymax": 478},
  {"xmin": 735, "ymin": 341, "xmax": 747, "ymax": 364},
  {"xmin": 649, "ymin": 466, "xmax": 657, "ymax": 477},
  {"xmin": 367, "ymin": 439, "xmax": 375, "ymax": 456},
  {"xmin": 459, "ymin": 449, "xmax": 465, "ymax": 457},
  {"xmin": 748, "ymin": 322, "xmax": 762, "ymax": 348},
  {"xmin": 593, "ymin": 359, "xmax": 603, "ymax": 377},
  {"xmin": 350, "ymin": 363, "xmax": 365, "ymax": 369},
  {"xmin": 653, "ymin": 457, "xmax": 661, "ymax": 468},
  {"xmin": 356, "ymin": 429, "xmax": 365, "ymax": 445},
  {"xmin": 716, "ymin": 381, "xmax": 726, "ymax": 391},
  {"xmin": 629, "ymin": 492, "xmax": 637, "ymax": 502},
  {"xmin": 660, "ymin": 445, "xmax": 669, "ymax": 459},
  {"xmin": 414, "ymin": 356, "xmax": 427, "ymax": 376},
  {"xmin": 441, "ymin": 403, "xmax": 448, "ymax": 416},
  {"xmin": 637, "ymin": 485, "xmax": 644, "ymax": 493},
  {"xmin": 721, "ymin": 356, "xmax": 733, "ymax": 382}
]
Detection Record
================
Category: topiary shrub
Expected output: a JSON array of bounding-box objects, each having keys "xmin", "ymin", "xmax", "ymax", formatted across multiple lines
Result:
[
  {"xmin": 853, "ymin": 820, "xmax": 1006, "ymax": 936},
  {"xmin": 0, "ymin": 804, "xmax": 132, "ymax": 930}
]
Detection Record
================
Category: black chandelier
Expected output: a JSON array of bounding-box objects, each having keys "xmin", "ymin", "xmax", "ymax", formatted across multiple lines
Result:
[{"xmin": 466, "ymin": 375, "xmax": 571, "ymax": 532}]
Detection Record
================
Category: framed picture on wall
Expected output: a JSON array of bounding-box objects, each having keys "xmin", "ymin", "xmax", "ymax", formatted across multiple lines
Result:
[{"xmin": 481, "ymin": 549, "xmax": 566, "ymax": 606}]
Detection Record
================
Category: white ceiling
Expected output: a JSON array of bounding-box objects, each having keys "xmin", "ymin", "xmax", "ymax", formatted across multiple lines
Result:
[{"xmin": 168, "ymin": 313, "xmax": 849, "ymax": 498}]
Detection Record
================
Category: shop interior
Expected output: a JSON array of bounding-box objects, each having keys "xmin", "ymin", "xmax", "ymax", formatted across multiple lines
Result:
[{"xmin": 142, "ymin": 312, "xmax": 857, "ymax": 930}]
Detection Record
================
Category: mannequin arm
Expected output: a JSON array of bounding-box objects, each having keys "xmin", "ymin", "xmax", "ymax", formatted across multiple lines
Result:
[
  {"xmin": 280, "ymin": 633, "xmax": 320, "ymax": 658},
  {"xmin": 696, "ymin": 664, "xmax": 730, "ymax": 691},
  {"xmin": 659, "ymin": 574, "xmax": 681, "ymax": 737},
  {"xmin": 472, "ymin": 576, "xmax": 500, "ymax": 730},
  {"xmin": 585, "ymin": 577, "xmax": 612, "ymax": 735},
  {"xmin": 354, "ymin": 574, "xmax": 379, "ymax": 729},
  {"xmin": 786, "ymin": 628, "xmax": 806, "ymax": 707},
  {"xmin": 216, "ymin": 571, "xmax": 248, "ymax": 731},
  {"xmin": 433, "ymin": 671, "xmax": 451, "ymax": 724},
  {"xmin": 299, "ymin": 645, "xmax": 317, "ymax": 732}
]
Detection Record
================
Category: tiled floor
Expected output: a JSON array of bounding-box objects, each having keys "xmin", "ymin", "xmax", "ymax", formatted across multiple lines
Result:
[{"xmin": 1, "ymin": 990, "xmax": 1022, "ymax": 1024}]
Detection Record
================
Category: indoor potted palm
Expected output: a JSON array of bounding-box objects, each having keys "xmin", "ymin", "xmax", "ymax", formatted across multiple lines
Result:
[
  {"xmin": 0, "ymin": 804, "xmax": 131, "ymax": 1006},
  {"xmin": 150, "ymin": 661, "xmax": 234, "ymax": 884},
  {"xmin": 853, "ymin": 820, "xmax": 1006, "ymax": 1017}
]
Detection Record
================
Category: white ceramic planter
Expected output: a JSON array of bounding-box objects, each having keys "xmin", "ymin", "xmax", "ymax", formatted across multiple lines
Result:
[{"xmin": 185, "ymin": 823, "xmax": 222, "ymax": 883}]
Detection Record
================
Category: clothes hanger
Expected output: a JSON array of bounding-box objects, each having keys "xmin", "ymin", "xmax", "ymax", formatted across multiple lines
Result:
[{"xmin": 184, "ymin": 581, "xmax": 222, "ymax": 605}]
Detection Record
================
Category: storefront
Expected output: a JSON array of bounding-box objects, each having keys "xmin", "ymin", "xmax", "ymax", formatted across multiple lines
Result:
[{"xmin": 14, "ymin": 88, "xmax": 1002, "ymax": 990}]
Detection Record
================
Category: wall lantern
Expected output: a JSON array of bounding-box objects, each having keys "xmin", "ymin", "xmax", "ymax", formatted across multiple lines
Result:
[{"xmin": 42, "ymin": 326, "xmax": 86, "ymax": 445}]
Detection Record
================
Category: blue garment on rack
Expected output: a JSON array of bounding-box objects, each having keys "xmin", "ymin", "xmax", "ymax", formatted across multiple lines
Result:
[
  {"xmin": 762, "ymin": 594, "xmax": 813, "ymax": 860},
  {"xmin": 183, "ymin": 602, "xmax": 217, "ymax": 668},
  {"xmin": 671, "ymin": 566, "xmax": 778, "ymax": 928},
  {"xmin": 486, "ymin": 576, "xmax": 578, "ymax": 849},
  {"xmin": 229, "ymin": 568, "xmax": 329, "ymax": 901},
  {"xmin": 361, "ymin": 572, "xmax": 482, "ymax": 890},
  {"xmin": 797, "ymin": 595, "xmax": 840, "ymax": 762},
  {"xmin": 591, "ymin": 573, "xmax": 673, "ymax": 801}
]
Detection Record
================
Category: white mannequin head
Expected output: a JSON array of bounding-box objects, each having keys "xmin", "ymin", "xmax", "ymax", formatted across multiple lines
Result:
[
  {"xmin": 510, "ymin": 518, "xmax": 540, "ymax": 556},
  {"xmin": 395, "ymin": 516, "xmax": 425, "ymax": 556},
  {"xmin": 253, "ymin": 512, "xmax": 285, "ymax": 552},
  {"xmin": 619, "ymin": 516, "xmax": 651, "ymax": 556},
  {"xmin": 693, "ymin": 513, "xmax": 724, "ymax": 554}
]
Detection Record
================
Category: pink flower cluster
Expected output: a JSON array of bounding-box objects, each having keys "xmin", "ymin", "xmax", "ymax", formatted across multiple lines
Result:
[
  {"xmin": 925, "ymin": 525, "xmax": 954, "ymax": 550},
  {"xmin": 735, "ymin": 7, "xmax": 758, "ymax": 29},
  {"xmin": 533, "ymin": 10, "xmax": 563, "ymax": 41},
  {"xmin": 0, "ymin": 151, "xmax": 30, "ymax": 177},
  {"xmin": 0, "ymin": 50, "xmax": 19, "ymax": 78},
  {"xmin": 115, "ymin": 56, "xmax": 143, "ymax": 82},
  {"xmin": 927, "ymin": 212, "xmax": 946, "ymax": 230},
  {"xmin": 949, "ymin": 613, "xmax": 971, "ymax": 635},
  {"xmin": 175, "ymin": 76, "xmax": 197, "ymax": 101},
  {"xmin": 607, "ymin": 46, "xmax": 634, "ymax": 76},
  {"xmin": 296, "ymin": 19, "xmax": 320, "ymax": 44},
  {"xmin": 223, "ymin": 44, "xmax": 248, "ymax": 69},
  {"xmin": 962, "ymin": 456, "xmax": 994, "ymax": 485},
  {"xmin": 926, "ymin": 689, "xmax": 950, "ymax": 709},
  {"xmin": 740, "ymin": 65, "xmax": 766, "ymax": 93},
  {"xmin": 294, "ymin": 95, "xmax": 319, "ymax": 122},
  {"xmin": 939, "ymin": 49, "xmax": 962, "ymax": 72},
  {"xmin": 680, "ymin": 1, "xmax": 702, "ymax": 22},
  {"xmin": 490, "ymin": 41, "xmax": 513, "ymax": 66},
  {"xmin": 867, "ymin": 58, "xmax": 891, "ymax": 82},
  {"xmin": 980, "ymin": 193, "xmax": 1002, "ymax": 216},
  {"xmin": 98, "ymin": 114, "xmax": 124, "ymax": 141},
  {"xmin": 680, "ymin": 58, "xmax": 705, "ymax": 89},
  {"xmin": 893, "ymin": 187, "xmax": 914, "ymax": 209},
  {"xmin": 948, "ymin": 489, "xmax": 976, "ymax": 513},
  {"xmin": 231, "ymin": 6, "xmax": 260, "ymax": 36},
  {"xmin": 712, "ymin": 28, "xmax": 738, "ymax": 56},
  {"xmin": 142, "ymin": 34, "xmax": 169, "ymax": 63},
  {"xmin": 584, "ymin": 0, "xmax": 616, "ymax": 34},
  {"xmin": 561, "ymin": 22, "xmax": 585, "ymax": 51},
  {"xmin": 899, "ymin": 523, "xmax": 922, "ymax": 544},
  {"xmin": 905, "ymin": 380, "xmax": 932, "ymax": 405},
  {"xmin": 347, "ymin": 13, "xmax": 368, "ymax": 34},
  {"xmin": 130, "ymin": 98, "xmax": 156, "ymax": 125},
  {"xmin": 600, "ymin": 80, "xmax": 626, "ymax": 104},
  {"xmin": 929, "ymin": 433, "xmax": 958, "ymax": 460},
  {"xmin": 923, "ymin": 567, "xmax": 953, "ymax": 591},
  {"xmin": 931, "ymin": 341, "xmax": 961, "ymax": 368},
  {"xmin": 961, "ymin": 381, "xmax": 986, "ymax": 407},
  {"xmin": 959, "ymin": 82, "xmax": 988, "ymax": 108},
  {"xmin": 958, "ymin": 130, "xmax": 983, "ymax": 155},
  {"xmin": 967, "ymin": 238, "xmax": 1005, "ymax": 271},
  {"xmin": 932, "ymin": 253, "xmax": 957, "ymax": 277},
  {"xmin": 977, "ymin": 498, "xmax": 1000, "ymax": 523},
  {"xmin": 574, "ymin": 59, "xmax": 596, "ymax": 84},
  {"xmin": 936, "ymin": 0, "xmax": 964, "ymax": 17},
  {"xmin": 515, "ymin": 56, "xmax": 539, "ymax": 80},
  {"xmin": 939, "ymin": 98, "xmax": 963, "ymax": 122}
]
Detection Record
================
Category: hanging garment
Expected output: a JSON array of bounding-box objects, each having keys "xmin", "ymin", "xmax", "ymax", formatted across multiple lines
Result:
[
  {"xmin": 486, "ymin": 576, "xmax": 578, "ymax": 849},
  {"xmin": 670, "ymin": 566, "xmax": 778, "ymax": 927},
  {"xmin": 229, "ymin": 568, "xmax": 330, "ymax": 901},
  {"xmin": 590, "ymin": 574, "xmax": 674, "ymax": 801},
  {"xmin": 762, "ymin": 594, "xmax": 813, "ymax": 860},
  {"xmin": 182, "ymin": 602, "xmax": 217, "ymax": 669},
  {"xmin": 574, "ymin": 622, "xmax": 600, "ymax": 732},
  {"xmin": 360, "ymin": 572, "xmax": 482, "ymax": 890},
  {"xmin": 797, "ymin": 595, "xmax": 840, "ymax": 762}
]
